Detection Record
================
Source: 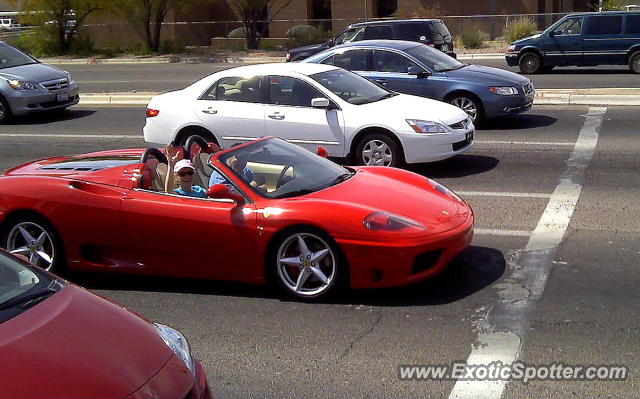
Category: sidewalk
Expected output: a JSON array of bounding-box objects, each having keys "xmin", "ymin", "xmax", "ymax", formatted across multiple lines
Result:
[
  {"xmin": 41, "ymin": 52, "xmax": 505, "ymax": 65},
  {"xmin": 79, "ymin": 88, "xmax": 640, "ymax": 107}
]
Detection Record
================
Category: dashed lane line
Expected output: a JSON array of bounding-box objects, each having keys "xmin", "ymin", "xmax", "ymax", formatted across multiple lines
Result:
[
  {"xmin": 457, "ymin": 191, "xmax": 552, "ymax": 199},
  {"xmin": 474, "ymin": 229, "xmax": 532, "ymax": 237},
  {"xmin": 476, "ymin": 140, "xmax": 576, "ymax": 146},
  {"xmin": 448, "ymin": 106, "xmax": 607, "ymax": 399}
]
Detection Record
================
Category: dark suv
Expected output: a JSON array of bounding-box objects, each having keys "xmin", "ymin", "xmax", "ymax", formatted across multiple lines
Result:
[
  {"xmin": 506, "ymin": 11, "xmax": 640, "ymax": 74},
  {"xmin": 286, "ymin": 19, "xmax": 454, "ymax": 62}
]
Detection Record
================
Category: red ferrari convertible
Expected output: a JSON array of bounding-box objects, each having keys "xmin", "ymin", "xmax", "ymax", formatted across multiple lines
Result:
[{"xmin": 0, "ymin": 136, "xmax": 473, "ymax": 300}]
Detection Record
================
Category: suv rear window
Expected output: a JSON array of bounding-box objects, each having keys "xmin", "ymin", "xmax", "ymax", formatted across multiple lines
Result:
[
  {"xmin": 625, "ymin": 14, "xmax": 640, "ymax": 34},
  {"xmin": 586, "ymin": 15, "xmax": 622, "ymax": 35},
  {"xmin": 428, "ymin": 20, "xmax": 452, "ymax": 40},
  {"xmin": 396, "ymin": 23, "xmax": 431, "ymax": 42}
]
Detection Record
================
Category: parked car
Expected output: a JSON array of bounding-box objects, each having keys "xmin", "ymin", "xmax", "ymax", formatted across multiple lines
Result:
[
  {"xmin": 286, "ymin": 19, "xmax": 455, "ymax": 62},
  {"xmin": 0, "ymin": 40, "xmax": 79, "ymax": 123},
  {"xmin": 143, "ymin": 63, "xmax": 473, "ymax": 167},
  {"xmin": 506, "ymin": 11, "xmax": 640, "ymax": 74},
  {"xmin": 303, "ymin": 40, "xmax": 534, "ymax": 123},
  {"xmin": 0, "ymin": 136, "xmax": 473, "ymax": 301},
  {"xmin": 0, "ymin": 249, "xmax": 211, "ymax": 398}
]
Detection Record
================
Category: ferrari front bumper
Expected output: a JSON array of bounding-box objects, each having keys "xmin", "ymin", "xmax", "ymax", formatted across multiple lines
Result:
[{"xmin": 337, "ymin": 213, "xmax": 474, "ymax": 289}]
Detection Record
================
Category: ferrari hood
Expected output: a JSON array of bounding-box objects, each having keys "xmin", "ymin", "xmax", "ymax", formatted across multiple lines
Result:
[
  {"xmin": 0, "ymin": 285, "xmax": 174, "ymax": 398},
  {"xmin": 356, "ymin": 93, "xmax": 469, "ymax": 125},
  {"xmin": 307, "ymin": 167, "xmax": 469, "ymax": 235}
]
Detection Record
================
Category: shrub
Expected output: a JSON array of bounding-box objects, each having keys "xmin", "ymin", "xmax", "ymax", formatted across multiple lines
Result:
[
  {"xmin": 159, "ymin": 39, "xmax": 185, "ymax": 54},
  {"xmin": 286, "ymin": 24, "xmax": 329, "ymax": 48},
  {"xmin": 7, "ymin": 28, "xmax": 59, "ymax": 57},
  {"xmin": 458, "ymin": 27, "xmax": 488, "ymax": 49},
  {"xmin": 504, "ymin": 17, "xmax": 537, "ymax": 43},
  {"xmin": 228, "ymin": 27, "xmax": 247, "ymax": 38}
]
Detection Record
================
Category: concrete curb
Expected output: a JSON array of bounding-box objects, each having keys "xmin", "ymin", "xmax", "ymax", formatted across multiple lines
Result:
[
  {"xmin": 79, "ymin": 89, "xmax": 640, "ymax": 107},
  {"xmin": 43, "ymin": 53, "xmax": 505, "ymax": 65}
]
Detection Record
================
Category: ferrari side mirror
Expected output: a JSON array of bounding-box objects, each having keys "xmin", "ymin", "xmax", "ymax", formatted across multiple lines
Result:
[
  {"xmin": 206, "ymin": 184, "xmax": 245, "ymax": 206},
  {"xmin": 317, "ymin": 146, "xmax": 329, "ymax": 158}
]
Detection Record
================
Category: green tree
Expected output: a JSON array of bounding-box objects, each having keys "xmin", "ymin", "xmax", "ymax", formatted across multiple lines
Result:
[
  {"xmin": 231, "ymin": 0, "xmax": 292, "ymax": 50},
  {"xmin": 113, "ymin": 0, "xmax": 190, "ymax": 52},
  {"xmin": 16, "ymin": 0, "xmax": 110, "ymax": 54}
]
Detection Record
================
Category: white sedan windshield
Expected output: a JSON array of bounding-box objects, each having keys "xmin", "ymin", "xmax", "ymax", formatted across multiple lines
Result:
[{"xmin": 310, "ymin": 69, "xmax": 396, "ymax": 105}]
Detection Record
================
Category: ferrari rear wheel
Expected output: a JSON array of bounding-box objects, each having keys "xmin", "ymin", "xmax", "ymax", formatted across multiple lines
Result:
[
  {"xmin": 271, "ymin": 229, "xmax": 346, "ymax": 301},
  {"xmin": 2, "ymin": 215, "xmax": 64, "ymax": 272}
]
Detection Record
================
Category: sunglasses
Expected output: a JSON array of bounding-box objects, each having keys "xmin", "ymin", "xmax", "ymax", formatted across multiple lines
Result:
[{"xmin": 178, "ymin": 170, "xmax": 194, "ymax": 177}]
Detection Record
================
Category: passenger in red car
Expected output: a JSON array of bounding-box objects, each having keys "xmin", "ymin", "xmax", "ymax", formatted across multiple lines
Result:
[{"xmin": 173, "ymin": 159, "xmax": 207, "ymax": 198}]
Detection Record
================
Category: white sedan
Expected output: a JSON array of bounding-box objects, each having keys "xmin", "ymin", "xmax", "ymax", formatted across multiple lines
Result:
[{"xmin": 143, "ymin": 63, "xmax": 474, "ymax": 166}]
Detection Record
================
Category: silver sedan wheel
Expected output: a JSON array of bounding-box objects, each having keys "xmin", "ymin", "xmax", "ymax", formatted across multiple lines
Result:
[
  {"xmin": 6, "ymin": 222, "xmax": 55, "ymax": 270},
  {"xmin": 361, "ymin": 140, "xmax": 393, "ymax": 166},
  {"xmin": 276, "ymin": 233, "xmax": 336, "ymax": 297},
  {"xmin": 450, "ymin": 97, "xmax": 478, "ymax": 121}
]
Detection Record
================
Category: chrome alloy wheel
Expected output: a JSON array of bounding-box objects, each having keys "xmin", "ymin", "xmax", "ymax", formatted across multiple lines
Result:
[
  {"xmin": 362, "ymin": 140, "xmax": 393, "ymax": 166},
  {"xmin": 633, "ymin": 55, "xmax": 640, "ymax": 73},
  {"xmin": 6, "ymin": 222, "xmax": 55, "ymax": 270},
  {"xmin": 276, "ymin": 233, "xmax": 336, "ymax": 297},
  {"xmin": 450, "ymin": 97, "xmax": 478, "ymax": 121}
]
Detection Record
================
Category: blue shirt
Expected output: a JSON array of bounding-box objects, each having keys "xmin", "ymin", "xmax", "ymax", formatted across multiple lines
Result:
[
  {"xmin": 174, "ymin": 185, "xmax": 208, "ymax": 198},
  {"xmin": 209, "ymin": 167, "xmax": 254, "ymax": 187}
]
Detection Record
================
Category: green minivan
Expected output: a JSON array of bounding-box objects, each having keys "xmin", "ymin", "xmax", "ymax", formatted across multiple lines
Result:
[{"xmin": 506, "ymin": 11, "xmax": 640, "ymax": 74}]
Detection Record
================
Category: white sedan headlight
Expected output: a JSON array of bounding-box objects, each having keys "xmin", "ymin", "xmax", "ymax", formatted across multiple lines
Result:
[
  {"xmin": 153, "ymin": 323, "xmax": 195, "ymax": 373},
  {"xmin": 406, "ymin": 119, "xmax": 449, "ymax": 133},
  {"xmin": 7, "ymin": 79, "xmax": 38, "ymax": 90},
  {"xmin": 489, "ymin": 86, "xmax": 518, "ymax": 95}
]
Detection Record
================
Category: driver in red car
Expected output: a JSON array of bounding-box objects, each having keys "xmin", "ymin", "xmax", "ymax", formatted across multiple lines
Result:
[{"xmin": 174, "ymin": 159, "xmax": 207, "ymax": 198}]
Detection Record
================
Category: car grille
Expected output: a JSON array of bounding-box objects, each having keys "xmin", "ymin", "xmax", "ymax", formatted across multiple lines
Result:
[
  {"xmin": 412, "ymin": 249, "xmax": 443, "ymax": 274},
  {"xmin": 452, "ymin": 134, "xmax": 473, "ymax": 151},
  {"xmin": 448, "ymin": 118, "xmax": 472, "ymax": 130},
  {"xmin": 523, "ymin": 82, "xmax": 534, "ymax": 96},
  {"xmin": 40, "ymin": 78, "xmax": 69, "ymax": 92}
]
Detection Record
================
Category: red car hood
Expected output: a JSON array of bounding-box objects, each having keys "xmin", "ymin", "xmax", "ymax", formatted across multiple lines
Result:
[
  {"xmin": 307, "ymin": 167, "xmax": 469, "ymax": 235},
  {"xmin": 0, "ymin": 285, "xmax": 174, "ymax": 398}
]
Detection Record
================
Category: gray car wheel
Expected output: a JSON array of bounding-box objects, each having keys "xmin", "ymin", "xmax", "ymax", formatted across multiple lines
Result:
[
  {"xmin": 519, "ymin": 52, "xmax": 542, "ymax": 74},
  {"xmin": 629, "ymin": 51, "xmax": 640, "ymax": 74},
  {"xmin": 448, "ymin": 95, "xmax": 484, "ymax": 124},
  {"xmin": 0, "ymin": 97, "xmax": 11, "ymax": 124}
]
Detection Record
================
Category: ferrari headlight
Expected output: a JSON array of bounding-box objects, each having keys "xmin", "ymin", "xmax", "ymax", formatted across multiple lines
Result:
[
  {"xmin": 406, "ymin": 119, "xmax": 448, "ymax": 134},
  {"xmin": 428, "ymin": 178, "xmax": 463, "ymax": 203},
  {"xmin": 363, "ymin": 212, "xmax": 425, "ymax": 233},
  {"xmin": 7, "ymin": 79, "xmax": 37, "ymax": 91},
  {"xmin": 153, "ymin": 323, "xmax": 195, "ymax": 373},
  {"xmin": 489, "ymin": 86, "xmax": 518, "ymax": 96}
]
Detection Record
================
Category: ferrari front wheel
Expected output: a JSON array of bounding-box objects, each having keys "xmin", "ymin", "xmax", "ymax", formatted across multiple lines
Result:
[
  {"xmin": 2, "ymin": 215, "xmax": 64, "ymax": 272},
  {"xmin": 271, "ymin": 229, "xmax": 347, "ymax": 301}
]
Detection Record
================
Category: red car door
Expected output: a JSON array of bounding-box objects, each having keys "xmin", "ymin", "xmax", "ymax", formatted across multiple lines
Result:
[{"xmin": 120, "ymin": 190, "xmax": 258, "ymax": 281}]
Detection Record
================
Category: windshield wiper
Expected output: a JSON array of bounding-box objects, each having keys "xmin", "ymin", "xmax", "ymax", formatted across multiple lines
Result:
[
  {"xmin": 0, "ymin": 61, "xmax": 37, "ymax": 70},
  {"xmin": 0, "ymin": 280, "xmax": 63, "ymax": 311},
  {"xmin": 327, "ymin": 172, "xmax": 354, "ymax": 187}
]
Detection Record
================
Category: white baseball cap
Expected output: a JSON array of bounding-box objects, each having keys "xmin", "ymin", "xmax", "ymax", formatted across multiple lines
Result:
[{"xmin": 174, "ymin": 159, "xmax": 195, "ymax": 174}]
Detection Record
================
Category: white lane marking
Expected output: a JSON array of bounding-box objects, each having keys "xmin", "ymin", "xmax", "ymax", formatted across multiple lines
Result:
[
  {"xmin": 476, "ymin": 140, "xmax": 575, "ymax": 146},
  {"xmin": 449, "ymin": 107, "xmax": 606, "ymax": 399},
  {"xmin": 457, "ymin": 191, "xmax": 552, "ymax": 199},
  {"xmin": 0, "ymin": 134, "xmax": 141, "ymax": 139},
  {"xmin": 474, "ymin": 229, "xmax": 532, "ymax": 237}
]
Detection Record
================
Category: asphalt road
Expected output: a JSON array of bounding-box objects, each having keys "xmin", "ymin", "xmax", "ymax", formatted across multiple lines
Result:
[
  {"xmin": 58, "ymin": 59, "xmax": 639, "ymax": 93},
  {"xmin": 0, "ymin": 104, "xmax": 638, "ymax": 398}
]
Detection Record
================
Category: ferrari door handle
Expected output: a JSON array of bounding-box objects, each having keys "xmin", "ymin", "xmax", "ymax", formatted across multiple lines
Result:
[
  {"xmin": 268, "ymin": 113, "xmax": 285, "ymax": 120},
  {"xmin": 201, "ymin": 108, "xmax": 217, "ymax": 114}
]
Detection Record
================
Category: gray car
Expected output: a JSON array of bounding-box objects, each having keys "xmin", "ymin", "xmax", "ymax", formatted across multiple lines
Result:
[
  {"xmin": 303, "ymin": 40, "xmax": 535, "ymax": 123},
  {"xmin": 0, "ymin": 41, "xmax": 79, "ymax": 123}
]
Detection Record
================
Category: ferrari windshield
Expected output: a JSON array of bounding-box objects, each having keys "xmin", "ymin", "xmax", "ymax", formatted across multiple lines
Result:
[
  {"xmin": 217, "ymin": 138, "xmax": 353, "ymax": 199},
  {"xmin": 0, "ymin": 42, "xmax": 37, "ymax": 69},
  {"xmin": 310, "ymin": 69, "xmax": 395, "ymax": 104}
]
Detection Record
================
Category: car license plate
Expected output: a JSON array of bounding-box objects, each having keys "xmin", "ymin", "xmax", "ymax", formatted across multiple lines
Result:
[{"xmin": 57, "ymin": 93, "xmax": 68, "ymax": 102}]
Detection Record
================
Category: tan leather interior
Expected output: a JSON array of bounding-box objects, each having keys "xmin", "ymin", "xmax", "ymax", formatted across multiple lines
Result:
[{"xmin": 154, "ymin": 163, "xmax": 168, "ymax": 191}]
